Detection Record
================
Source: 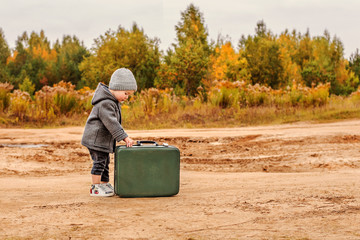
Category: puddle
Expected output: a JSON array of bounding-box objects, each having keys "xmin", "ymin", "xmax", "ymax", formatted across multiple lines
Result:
[{"xmin": 0, "ymin": 144, "xmax": 49, "ymax": 148}]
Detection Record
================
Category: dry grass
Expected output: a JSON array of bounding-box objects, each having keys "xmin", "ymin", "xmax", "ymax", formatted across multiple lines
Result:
[{"xmin": 1, "ymin": 80, "xmax": 360, "ymax": 129}]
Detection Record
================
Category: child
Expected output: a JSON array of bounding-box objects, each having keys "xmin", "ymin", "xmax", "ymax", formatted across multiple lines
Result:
[{"xmin": 81, "ymin": 68, "xmax": 137, "ymax": 197}]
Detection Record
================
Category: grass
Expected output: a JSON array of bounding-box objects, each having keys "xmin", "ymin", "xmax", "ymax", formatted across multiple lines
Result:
[
  {"xmin": 121, "ymin": 104, "xmax": 360, "ymax": 130},
  {"xmin": 2, "ymin": 95, "xmax": 360, "ymax": 129},
  {"xmin": 1, "ymin": 81, "xmax": 360, "ymax": 129}
]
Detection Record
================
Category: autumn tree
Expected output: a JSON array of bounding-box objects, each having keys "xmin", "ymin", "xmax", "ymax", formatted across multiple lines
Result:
[
  {"xmin": 348, "ymin": 49, "xmax": 360, "ymax": 82},
  {"xmin": 276, "ymin": 29, "xmax": 302, "ymax": 86},
  {"xmin": 6, "ymin": 32, "xmax": 31, "ymax": 88},
  {"xmin": 19, "ymin": 76, "xmax": 35, "ymax": 95},
  {"xmin": 156, "ymin": 4, "xmax": 211, "ymax": 96},
  {"xmin": 239, "ymin": 20, "xmax": 284, "ymax": 88},
  {"xmin": 54, "ymin": 35, "xmax": 89, "ymax": 88},
  {"xmin": 6, "ymin": 30, "xmax": 58, "ymax": 90},
  {"xmin": 0, "ymin": 28, "xmax": 11, "ymax": 83},
  {"xmin": 300, "ymin": 31, "xmax": 358, "ymax": 95},
  {"xmin": 209, "ymin": 40, "xmax": 250, "ymax": 83},
  {"xmin": 79, "ymin": 23, "xmax": 160, "ymax": 90}
]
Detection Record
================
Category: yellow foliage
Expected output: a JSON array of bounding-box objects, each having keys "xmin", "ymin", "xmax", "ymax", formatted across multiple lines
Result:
[
  {"xmin": 210, "ymin": 42, "xmax": 250, "ymax": 83},
  {"xmin": 336, "ymin": 60, "xmax": 350, "ymax": 84},
  {"xmin": 211, "ymin": 42, "xmax": 235, "ymax": 80},
  {"xmin": 6, "ymin": 51, "xmax": 18, "ymax": 64},
  {"xmin": 192, "ymin": 22, "xmax": 199, "ymax": 32},
  {"xmin": 277, "ymin": 33, "xmax": 302, "ymax": 85},
  {"xmin": 32, "ymin": 46, "xmax": 57, "ymax": 62}
]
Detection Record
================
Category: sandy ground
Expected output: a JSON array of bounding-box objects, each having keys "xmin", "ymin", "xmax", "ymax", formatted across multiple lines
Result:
[{"xmin": 1, "ymin": 120, "xmax": 360, "ymax": 240}]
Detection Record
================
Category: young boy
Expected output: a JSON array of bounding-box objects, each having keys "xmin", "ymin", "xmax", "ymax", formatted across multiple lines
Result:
[{"xmin": 81, "ymin": 68, "xmax": 137, "ymax": 197}]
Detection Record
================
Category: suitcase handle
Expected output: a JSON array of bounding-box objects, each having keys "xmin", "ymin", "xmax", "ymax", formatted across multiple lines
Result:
[{"xmin": 136, "ymin": 140, "xmax": 159, "ymax": 146}]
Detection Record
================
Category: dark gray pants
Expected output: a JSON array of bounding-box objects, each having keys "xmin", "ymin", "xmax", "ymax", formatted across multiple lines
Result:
[{"xmin": 88, "ymin": 148, "xmax": 110, "ymax": 182}]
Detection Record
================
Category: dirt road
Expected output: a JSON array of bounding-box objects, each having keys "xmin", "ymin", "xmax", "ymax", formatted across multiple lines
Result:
[{"xmin": 1, "ymin": 120, "xmax": 360, "ymax": 239}]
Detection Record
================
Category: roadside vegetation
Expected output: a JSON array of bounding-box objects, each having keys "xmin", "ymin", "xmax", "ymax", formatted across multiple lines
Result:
[{"xmin": 1, "ymin": 80, "xmax": 360, "ymax": 129}]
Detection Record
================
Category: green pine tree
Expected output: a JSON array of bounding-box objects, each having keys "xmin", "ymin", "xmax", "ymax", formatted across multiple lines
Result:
[
  {"xmin": 156, "ymin": 4, "xmax": 211, "ymax": 96},
  {"xmin": 19, "ymin": 76, "xmax": 35, "ymax": 95}
]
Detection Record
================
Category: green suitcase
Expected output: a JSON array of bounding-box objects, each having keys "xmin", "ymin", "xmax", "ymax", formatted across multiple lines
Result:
[{"xmin": 114, "ymin": 140, "xmax": 180, "ymax": 197}]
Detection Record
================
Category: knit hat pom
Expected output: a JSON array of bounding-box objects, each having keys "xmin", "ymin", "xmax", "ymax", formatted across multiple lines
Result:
[{"xmin": 109, "ymin": 68, "xmax": 137, "ymax": 91}]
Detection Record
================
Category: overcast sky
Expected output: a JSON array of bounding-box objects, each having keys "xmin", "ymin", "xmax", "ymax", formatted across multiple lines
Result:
[{"xmin": 0, "ymin": 0, "xmax": 359, "ymax": 58}]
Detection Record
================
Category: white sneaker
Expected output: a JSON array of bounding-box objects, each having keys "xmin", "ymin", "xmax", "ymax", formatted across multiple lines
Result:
[
  {"xmin": 102, "ymin": 183, "xmax": 114, "ymax": 192},
  {"xmin": 90, "ymin": 184, "xmax": 114, "ymax": 197}
]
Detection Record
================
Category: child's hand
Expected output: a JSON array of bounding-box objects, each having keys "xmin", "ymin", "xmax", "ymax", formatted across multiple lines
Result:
[{"xmin": 123, "ymin": 137, "xmax": 134, "ymax": 147}]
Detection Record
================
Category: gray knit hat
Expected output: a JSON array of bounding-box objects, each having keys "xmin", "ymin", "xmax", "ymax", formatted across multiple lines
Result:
[{"xmin": 109, "ymin": 68, "xmax": 137, "ymax": 91}]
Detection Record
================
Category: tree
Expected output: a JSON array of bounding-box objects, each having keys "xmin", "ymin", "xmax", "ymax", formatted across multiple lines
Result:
[
  {"xmin": 299, "ymin": 31, "xmax": 356, "ymax": 95},
  {"xmin": 19, "ymin": 76, "xmax": 35, "ymax": 95},
  {"xmin": 0, "ymin": 28, "xmax": 11, "ymax": 83},
  {"xmin": 277, "ymin": 29, "xmax": 302, "ymax": 86},
  {"xmin": 175, "ymin": 4, "xmax": 209, "ymax": 52},
  {"xmin": 239, "ymin": 21, "xmax": 284, "ymax": 88},
  {"xmin": 0, "ymin": 67, "xmax": 10, "ymax": 84},
  {"xmin": 349, "ymin": 49, "xmax": 360, "ymax": 80},
  {"xmin": 6, "ymin": 30, "xmax": 58, "ymax": 90},
  {"xmin": 0, "ymin": 28, "xmax": 10, "ymax": 66},
  {"xmin": 159, "ymin": 39, "xmax": 209, "ymax": 95},
  {"xmin": 55, "ymin": 35, "xmax": 89, "ymax": 89},
  {"xmin": 209, "ymin": 41, "xmax": 250, "ymax": 82},
  {"xmin": 156, "ymin": 4, "xmax": 211, "ymax": 96},
  {"xmin": 79, "ymin": 23, "xmax": 160, "ymax": 90},
  {"xmin": 6, "ymin": 32, "xmax": 28, "ymax": 85}
]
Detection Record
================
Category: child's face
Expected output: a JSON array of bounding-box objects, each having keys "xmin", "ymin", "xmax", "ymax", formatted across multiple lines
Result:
[{"xmin": 111, "ymin": 90, "xmax": 134, "ymax": 102}]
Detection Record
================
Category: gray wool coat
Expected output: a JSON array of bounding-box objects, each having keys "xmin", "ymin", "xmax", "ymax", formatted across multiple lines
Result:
[{"xmin": 81, "ymin": 83, "xmax": 128, "ymax": 153}]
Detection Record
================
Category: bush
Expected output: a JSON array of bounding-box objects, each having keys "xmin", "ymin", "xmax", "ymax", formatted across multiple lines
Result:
[
  {"xmin": 9, "ymin": 90, "xmax": 31, "ymax": 121},
  {"xmin": 0, "ymin": 79, "xmax": 346, "ymax": 129},
  {"xmin": 206, "ymin": 80, "xmax": 330, "ymax": 109},
  {"xmin": 2, "ymin": 81, "xmax": 94, "ymax": 125}
]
